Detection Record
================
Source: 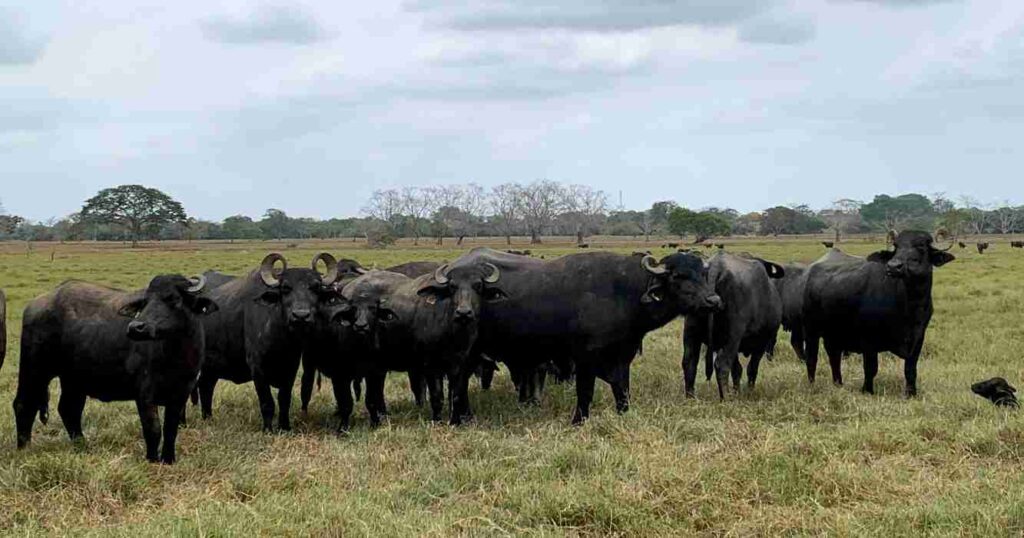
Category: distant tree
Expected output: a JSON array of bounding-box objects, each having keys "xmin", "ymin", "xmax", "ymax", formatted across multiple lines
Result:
[
  {"xmin": 400, "ymin": 186, "xmax": 434, "ymax": 245},
  {"xmin": 668, "ymin": 208, "xmax": 731, "ymax": 243},
  {"xmin": 259, "ymin": 209, "xmax": 294, "ymax": 240},
  {"xmin": 221, "ymin": 215, "xmax": 262, "ymax": 241},
  {"xmin": 490, "ymin": 183, "xmax": 523, "ymax": 245},
  {"xmin": 429, "ymin": 185, "xmax": 465, "ymax": 246},
  {"xmin": 79, "ymin": 184, "xmax": 187, "ymax": 247},
  {"xmin": 520, "ymin": 180, "xmax": 563, "ymax": 244},
  {"xmin": 859, "ymin": 194, "xmax": 934, "ymax": 234},
  {"xmin": 560, "ymin": 184, "xmax": 608, "ymax": 245},
  {"xmin": 959, "ymin": 196, "xmax": 989, "ymax": 236},
  {"xmin": 732, "ymin": 212, "xmax": 762, "ymax": 235},
  {"xmin": 648, "ymin": 200, "xmax": 678, "ymax": 236},
  {"xmin": 994, "ymin": 202, "xmax": 1018, "ymax": 235}
]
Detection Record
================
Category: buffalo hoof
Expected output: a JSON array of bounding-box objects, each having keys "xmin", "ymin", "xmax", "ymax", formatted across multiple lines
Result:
[
  {"xmin": 861, "ymin": 386, "xmax": 874, "ymax": 395},
  {"xmin": 160, "ymin": 454, "xmax": 176, "ymax": 465}
]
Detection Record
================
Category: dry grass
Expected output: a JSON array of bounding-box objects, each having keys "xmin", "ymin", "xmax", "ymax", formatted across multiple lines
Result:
[{"xmin": 0, "ymin": 237, "xmax": 1022, "ymax": 536}]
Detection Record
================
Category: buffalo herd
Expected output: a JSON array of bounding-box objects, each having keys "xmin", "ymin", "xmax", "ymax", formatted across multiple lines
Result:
[{"xmin": 6, "ymin": 230, "xmax": 1024, "ymax": 463}]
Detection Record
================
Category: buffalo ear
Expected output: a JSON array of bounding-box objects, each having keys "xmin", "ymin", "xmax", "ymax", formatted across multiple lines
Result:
[
  {"xmin": 117, "ymin": 298, "xmax": 147, "ymax": 317},
  {"xmin": 189, "ymin": 296, "xmax": 218, "ymax": 315},
  {"xmin": 929, "ymin": 249, "xmax": 955, "ymax": 267},
  {"xmin": 867, "ymin": 250, "xmax": 895, "ymax": 264},
  {"xmin": 330, "ymin": 303, "xmax": 353, "ymax": 325},
  {"xmin": 640, "ymin": 283, "xmax": 664, "ymax": 304},
  {"xmin": 758, "ymin": 259, "xmax": 785, "ymax": 279},
  {"xmin": 416, "ymin": 283, "xmax": 449, "ymax": 304},
  {"xmin": 256, "ymin": 290, "xmax": 282, "ymax": 306}
]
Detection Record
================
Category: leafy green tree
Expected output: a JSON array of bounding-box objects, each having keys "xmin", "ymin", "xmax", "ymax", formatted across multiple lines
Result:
[
  {"xmin": 80, "ymin": 185, "xmax": 187, "ymax": 247},
  {"xmin": 222, "ymin": 215, "xmax": 262, "ymax": 241},
  {"xmin": 859, "ymin": 194, "xmax": 935, "ymax": 234},
  {"xmin": 668, "ymin": 208, "xmax": 731, "ymax": 243}
]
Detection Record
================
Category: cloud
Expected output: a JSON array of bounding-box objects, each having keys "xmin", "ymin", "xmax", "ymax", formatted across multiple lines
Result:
[
  {"xmin": 0, "ymin": 7, "xmax": 47, "ymax": 64},
  {"xmin": 202, "ymin": 5, "xmax": 329, "ymax": 45},
  {"xmin": 407, "ymin": 0, "xmax": 779, "ymax": 32},
  {"xmin": 739, "ymin": 17, "xmax": 816, "ymax": 45},
  {"xmin": 836, "ymin": 0, "xmax": 959, "ymax": 6}
]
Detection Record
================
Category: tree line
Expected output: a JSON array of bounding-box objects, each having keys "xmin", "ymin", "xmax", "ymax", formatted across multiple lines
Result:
[{"xmin": 1, "ymin": 185, "xmax": 1021, "ymax": 245}]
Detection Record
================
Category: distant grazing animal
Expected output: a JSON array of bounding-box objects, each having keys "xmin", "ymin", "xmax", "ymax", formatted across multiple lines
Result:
[
  {"xmin": 196, "ymin": 253, "xmax": 343, "ymax": 431},
  {"xmin": 976, "ymin": 242, "xmax": 990, "ymax": 254},
  {"xmin": 447, "ymin": 248, "xmax": 721, "ymax": 424},
  {"xmin": 822, "ymin": 241, "xmax": 834, "ymax": 248},
  {"xmin": 703, "ymin": 243, "xmax": 713, "ymax": 249},
  {"xmin": 715, "ymin": 243, "xmax": 725, "ymax": 249},
  {"xmin": 683, "ymin": 252, "xmax": 784, "ymax": 398},
  {"xmin": 971, "ymin": 378, "xmax": 1018, "ymax": 408},
  {"xmin": 662, "ymin": 242, "xmax": 680, "ymax": 249},
  {"xmin": 12, "ymin": 275, "xmax": 217, "ymax": 463},
  {"xmin": 0, "ymin": 289, "xmax": 6, "ymax": 371},
  {"xmin": 1011, "ymin": 241, "xmax": 1023, "ymax": 249},
  {"xmin": 802, "ymin": 231, "xmax": 955, "ymax": 396},
  {"xmin": 958, "ymin": 242, "xmax": 967, "ymax": 249},
  {"xmin": 577, "ymin": 243, "xmax": 590, "ymax": 249}
]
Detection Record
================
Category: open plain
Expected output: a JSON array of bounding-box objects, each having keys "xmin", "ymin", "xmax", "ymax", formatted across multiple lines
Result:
[{"xmin": 0, "ymin": 236, "xmax": 1022, "ymax": 536}]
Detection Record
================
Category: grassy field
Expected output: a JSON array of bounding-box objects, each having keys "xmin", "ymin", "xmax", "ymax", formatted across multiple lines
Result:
[{"xmin": 0, "ymin": 236, "xmax": 1022, "ymax": 536}]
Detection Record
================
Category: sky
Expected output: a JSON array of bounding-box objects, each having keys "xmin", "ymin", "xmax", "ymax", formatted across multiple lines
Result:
[{"xmin": 1, "ymin": 0, "xmax": 1023, "ymax": 222}]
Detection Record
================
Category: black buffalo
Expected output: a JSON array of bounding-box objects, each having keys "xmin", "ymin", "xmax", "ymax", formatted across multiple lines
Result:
[
  {"xmin": 12, "ymin": 275, "xmax": 217, "ymax": 463},
  {"xmin": 821, "ymin": 241, "xmax": 834, "ymax": 248},
  {"xmin": 802, "ymin": 231, "xmax": 955, "ymax": 395},
  {"xmin": 971, "ymin": 378, "xmax": 1018, "ymax": 408},
  {"xmin": 773, "ymin": 262, "xmax": 808, "ymax": 362},
  {"xmin": 683, "ymin": 252, "xmax": 784, "ymax": 398},
  {"xmin": 335, "ymin": 260, "xmax": 503, "ymax": 426},
  {"xmin": 976, "ymin": 242, "xmax": 990, "ymax": 254},
  {"xmin": 448, "ymin": 248, "xmax": 721, "ymax": 424},
  {"xmin": 958, "ymin": 241, "xmax": 967, "ymax": 249},
  {"xmin": 298, "ymin": 259, "xmax": 441, "ymax": 420},
  {"xmin": 196, "ymin": 253, "xmax": 342, "ymax": 431},
  {"xmin": 1011, "ymin": 241, "xmax": 1023, "ymax": 249}
]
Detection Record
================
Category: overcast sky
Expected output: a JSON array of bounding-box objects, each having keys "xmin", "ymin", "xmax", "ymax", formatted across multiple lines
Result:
[{"xmin": 2, "ymin": 0, "xmax": 1022, "ymax": 221}]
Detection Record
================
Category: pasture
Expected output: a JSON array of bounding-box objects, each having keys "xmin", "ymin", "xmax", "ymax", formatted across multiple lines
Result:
[{"xmin": 0, "ymin": 237, "xmax": 1022, "ymax": 536}]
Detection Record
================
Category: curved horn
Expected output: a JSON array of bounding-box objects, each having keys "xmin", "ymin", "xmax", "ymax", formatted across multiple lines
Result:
[
  {"xmin": 433, "ymin": 263, "xmax": 450, "ymax": 285},
  {"xmin": 186, "ymin": 274, "xmax": 206, "ymax": 294},
  {"xmin": 260, "ymin": 253, "xmax": 286, "ymax": 287},
  {"xmin": 355, "ymin": 266, "xmax": 369, "ymax": 275},
  {"xmin": 311, "ymin": 252, "xmax": 340, "ymax": 285},
  {"xmin": 482, "ymin": 262, "xmax": 500, "ymax": 284},
  {"xmin": 641, "ymin": 254, "xmax": 667, "ymax": 275}
]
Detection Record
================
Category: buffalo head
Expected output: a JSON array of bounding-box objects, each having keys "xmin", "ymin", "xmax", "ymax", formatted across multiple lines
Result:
[
  {"xmin": 121, "ymin": 274, "xmax": 218, "ymax": 341},
  {"xmin": 640, "ymin": 253, "xmax": 721, "ymax": 313},
  {"xmin": 867, "ymin": 231, "xmax": 955, "ymax": 279},
  {"xmin": 971, "ymin": 377, "xmax": 1019, "ymax": 408},
  {"xmin": 418, "ymin": 261, "xmax": 504, "ymax": 325},
  {"xmin": 255, "ymin": 253, "xmax": 344, "ymax": 329}
]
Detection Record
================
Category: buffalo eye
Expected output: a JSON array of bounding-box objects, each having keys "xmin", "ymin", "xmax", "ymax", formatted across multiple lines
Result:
[{"xmin": 379, "ymin": 309, "xmax": 397, "ymax": 322}]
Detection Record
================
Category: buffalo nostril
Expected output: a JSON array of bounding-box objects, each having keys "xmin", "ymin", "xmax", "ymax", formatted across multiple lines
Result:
[
  {"xmin": 292, "ymin": 310, "xmax": 311, "ymax": 320},
  {"xmin": 455, "ymin": 309, "xmax": 474, "ymax": 319}
]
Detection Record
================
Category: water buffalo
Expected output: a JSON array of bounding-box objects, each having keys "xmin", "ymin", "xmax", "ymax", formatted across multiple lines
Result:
[
  {"xmin": 299, "ymin": 260, "xmax": 439, "ymax": 420},
  {"xmin": 196, "ymin": 253, "xmax": 342, "ymax": 431},
  {"xmin": 682, "ymin": 252, "xmax": 784, "ymax": 398},
  {"xmin": 1011, "ymin": 241, "xmax": 1023, "ymax": 249},
  {"xmin": 334, "ymin": 260, "xmax": 503, "ymax": 426},
  {"xmin": 0, "ymin": 289, "xmax": 6, "ymax": 371},
  {"xmin": 821, "ymin": 241, "xmax": 834, "ymax": 248},
  {"xmin": 971, "ymin": 378, "xmax": 1018, "ymax": 408},
  {"xmin": 773, "ymin": 263, "xmax": 808, "ymax": 362},
  {"xmin": 958, "ymin": 242, "xmax": 967, "ymax": 249},
  {"xmin": 12, "ymin": 275, "xmax": 217, "ymax": 463},
  {"xmin": 976, "ymin": 242, "xmax": 989, "ymax": 254},
  {"xmin": 802, "ymin": 231, "xmax": 955, "ymax": 395},
  {"xmin": 448, "ymin": 248, "xmax": 721, "ymax": 424}
]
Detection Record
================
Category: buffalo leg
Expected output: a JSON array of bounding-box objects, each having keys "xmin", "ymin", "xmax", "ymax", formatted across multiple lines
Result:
[
  {"xmin": 608, "ymin": 362, "xmax": 631, "ymax": 414},
  {"xmin": 408, "ymin": 369, "xmax": 425, "ymax": 408},
  {"xmin": 198, "ymin": 375, "xmax": 217, "ymax": 419},
  {"xmin": 730, "ymin": 357, "xmax": 742, "ymax": 389},
  {"xmin": 300, "ymin": 359, "xmax": 316, "ymax": 414},
  {"xmin": 682, "ymin": 330, "xmax": 701, "ymax": 397},
  {"xmin": 332, "ymin": 375, "xmax": 353, "ymax": 433},
  {"xmin": 135, "ymin": 400, "xmax": 161, "ymax": 462},
  {"xmin": 161, "ymin": 399, "xmax": 184, "ymax": 464},
  {"xmin": 571, "ymin": 363, "xmax": 596, "ymax": 425},
  {"xmin": 276, "ymin": 374, "xmax": 297, "ymax": 432},
  {"xmin": 862, "ymin": 351, "xmax": 878, "ymax": 394},
  {"xmin": 790, "ymin": 328, "xmax": 806, "ymax": 362},
  {"xmin": 536, "ymin": 367, "xmax": 547, "ymax": 399},
  {"xmin": 253, "ymin": 375, "xmax": 276, "ymax": 432},
  {"xmin": 365, "ymin": 372, "xmax": 387, "ymax": 427},
  {"xmin": 804, "ymin": 332, "xmax": 821, "ymax": 383},
  {"xmin": 904, "ymin": 357, "xmax": 919, "ymax": 397},
  {"xmin": 427, "ymin": 372, "xmax": 444, "ymax": 422},
  {"xmin": 449, "ymin": 368, "xmax": 473, "ymax": 425},
  {"xmin": 747, "ymin": 353, "xmax": 764, "ymax": 388},
  {"xmin": 714, "ymin": 344, "xmax": 741, "ymax": 400},
  {"xmin": 825, "ymin": 340, "xmax": 843, "ymax": 386},
  {"xmin": 479, "ymin": 362, "xmax": 495, "ymax": 391},
  {"xmin": 57, "ymin": 387, "xmax": 87, "ymax": 443}
]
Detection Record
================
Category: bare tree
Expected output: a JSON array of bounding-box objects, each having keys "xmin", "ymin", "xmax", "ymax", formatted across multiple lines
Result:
[
  {"xmin": 994, "ymin": 202, "xmax": 1018, "ymax": 235},
  {"xmin": 490, "ymin": 183, "xmax": 523, "ymax": 245},
  {"xmin": 560, "ymin": 184, "xmax": 608, "ymax": 245},
  {"xmin": 453, "ymin": 183, "xmax": 486, "ymax": 246},
  {"xmin": 429, "ymin": 185, "xmax": 464, "ymax": 246},
  {"xmin": 401, "ymin": 186, "xmax": 434, "ymax": 245},
  {"xmin": 960, "ymin": 196, "xmax": 989, "ymax": 236},
  {"xmin": 362, "ymin": 188, "xmax": 403, "ymax": 245},
  {"xmin": 821, "ymin": 198, "xmax": 862, "ymax": 243},
  {"xmin": 520, "ymin": 180, "xmax": 563, "ymax": 244}
]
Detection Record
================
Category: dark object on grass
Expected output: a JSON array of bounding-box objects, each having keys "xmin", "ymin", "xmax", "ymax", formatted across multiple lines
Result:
[
  {"xmin": 971, "ymin": 378, "xmax": 1018, "ymax": 408},
  {"xmin": 822, "ymin": 241, "xmax": 834, "ymax": 248},
  {"xmin": 976, "ymin": 242, "xmax": 989, "ymax": 254},
  {"xmin": 0, "ymin": 289, "xmax": 6, "ymax": 371},
  {"xmin": 1010, "ymin": 241, "xmax": 1023, "ymax": 249}
]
